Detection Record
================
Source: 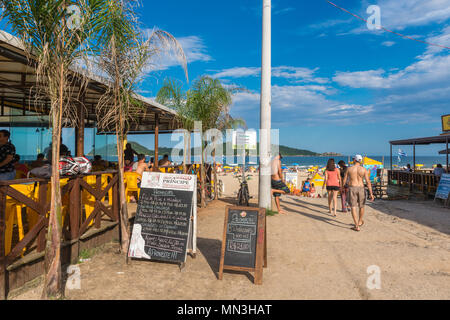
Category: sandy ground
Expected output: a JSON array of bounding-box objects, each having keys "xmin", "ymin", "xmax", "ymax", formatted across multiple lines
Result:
[{"xmin": 10, "ymin": 174, "xmax": 450, "ymax": 300}]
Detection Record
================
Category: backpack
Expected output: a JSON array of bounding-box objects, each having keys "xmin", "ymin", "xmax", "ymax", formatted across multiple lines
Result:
[{"xmin": 59, "ymin": 156, "xmax": 92, "ymax": 176}]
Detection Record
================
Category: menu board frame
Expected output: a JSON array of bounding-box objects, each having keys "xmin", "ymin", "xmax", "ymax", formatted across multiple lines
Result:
[
  {"xmin": 127, "ymin": 172, "xmax": 197, "ymax": 266},
  {"xmin": 218, "ymin": 206, "xmax": 267, "ymax": 285}
]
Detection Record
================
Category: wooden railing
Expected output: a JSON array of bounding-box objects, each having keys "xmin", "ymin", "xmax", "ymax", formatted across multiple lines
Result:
[
  {"xmin": 388, "ymin": 170, "xmax": 439, "ymax": 193},
  {"xmin": 0, "ymin": 171, "xmax": 120, "ymax": 298}
]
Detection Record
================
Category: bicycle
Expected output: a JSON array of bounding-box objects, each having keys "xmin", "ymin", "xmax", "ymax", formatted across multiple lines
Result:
[{"xmin": 236, "ymin": 174, "xmax": 251, "ymax": 206}]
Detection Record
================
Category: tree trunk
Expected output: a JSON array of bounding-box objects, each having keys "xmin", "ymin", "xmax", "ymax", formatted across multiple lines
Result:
[
  {"xmin": 183, "ymin": 131, "xmax": 188, "ymax": 174},
  {"xmin": 42, "ymin": 66, "xmax": 64, "ymax": 300},
  {"xmin": 200, "ymin": 141, "xmax": 206, "ymax": 208},
  {"xmin": 116, "ymin": 125, "xmax": 129, "ymax": 254}
]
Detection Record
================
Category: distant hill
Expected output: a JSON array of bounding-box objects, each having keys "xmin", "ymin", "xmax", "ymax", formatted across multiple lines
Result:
[
  {"xmin": 88, "ymin": 141, "xmax": 323, "ymax": 157},
  {"xmin": 87, "ymin": 142, "xmax": 172, "ymax": 157}
]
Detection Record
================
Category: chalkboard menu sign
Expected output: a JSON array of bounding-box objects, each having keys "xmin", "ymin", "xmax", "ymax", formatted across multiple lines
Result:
[
  {"xmin": 219, "ymin": 206, "xmax": 266, "ymax": 285},
  {"xmin": 128, "ymin": 172, "xmax": 197, "ymax": 264}
]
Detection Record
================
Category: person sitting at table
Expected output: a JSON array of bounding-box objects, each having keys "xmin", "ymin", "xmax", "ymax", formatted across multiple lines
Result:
[
  {"xmin": 92, "ymin": 155, "xmax": 108, "ymax": 171},
  {"xmin": 124, "ymin": 159, "xmax": 133, "ymax": 172},
  {"xmin": 433, "ymin": 164, "xmax": 445, "ymax": 178},
  {"xmin": 404, "ymin": 164, "xmax": 412, "ymax": 172},
  {"xmin": 30, "ymin": 153, "xmax": 46, "ymax": 169},
  {"xmin": 134, "ymin": 154, "xmax": 152, "ymax": 177},
  {"xmin": 14, "ymin": 155, "xmax": 29, "ymax": 178},
  {"xmin": 158, "ymin": 154, "xmax": 172, "ymax": 167}
]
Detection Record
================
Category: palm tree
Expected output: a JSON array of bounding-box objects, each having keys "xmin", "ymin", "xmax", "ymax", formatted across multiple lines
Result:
[
  {"xmin": 158, "ymin": 76, "xmax": 246, "ymax": 206},
  {"xmin": 0, "ymin": 0, "xmax": 109, "ymax": 299},
  {"xmin": 94, "ymin": 0, "xmax": 187, "ymax": 253},
  {"xmin": 156, "ymin": 78, "xmax": 193, "ymax": 173}
]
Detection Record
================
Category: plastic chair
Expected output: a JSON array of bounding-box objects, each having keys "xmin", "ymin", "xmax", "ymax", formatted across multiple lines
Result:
[
  {"xmin": 124, "ymin": 172, "xmax": 141, "ymax": 203},
  {"xmin": 4, "ymin": 184, "xmax": 35, "ymax": 256}
]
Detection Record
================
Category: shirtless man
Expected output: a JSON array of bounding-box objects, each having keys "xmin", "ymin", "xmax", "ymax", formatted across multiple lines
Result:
[
  {"xmin": 271, "ymin": 153, "xmax": 290, "ymax": 214},
  {"xmin": 135, "ymin": 154, "xmax": 151, "ymax": 177},
  {"xmin": 343, "ymin": 154, "xmax": 374, "ymax": 231}
]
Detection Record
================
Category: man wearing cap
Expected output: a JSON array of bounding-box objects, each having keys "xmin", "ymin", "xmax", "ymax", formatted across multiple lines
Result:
[
  {"xmin": 344, "ymin": 154, "xmax": 374, "ymax": 231},
  {"xmin": 271, "ymin": 153, "xmax": 290, "ymax": 214}
]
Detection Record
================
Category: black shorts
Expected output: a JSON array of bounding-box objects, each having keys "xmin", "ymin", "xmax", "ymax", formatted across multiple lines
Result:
[
  {"xmin": 326, "ymin": 186, "xmax": 340, "ymax": 191},
  {"xmin": 272, "ymin": 180, "xmax": 290, "ymax": 197}
]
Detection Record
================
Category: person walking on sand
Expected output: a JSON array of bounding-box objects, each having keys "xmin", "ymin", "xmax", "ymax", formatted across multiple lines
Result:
[
  {"xmin": 344, "ymin": 154, "xmax": 374, "ymax": 232},
  {"xmin": 271, "ymin": 153, "xmax": 290, "ymax": 214},
  {"xmin": 338, "ymin": 160, "xmax": 350, "ymax": 212},
  {"xmin": 323, "ymin": 159, "xmax": 342, "ymax": 217}
]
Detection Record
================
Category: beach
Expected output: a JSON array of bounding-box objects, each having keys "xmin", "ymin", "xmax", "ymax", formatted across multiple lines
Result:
[{"xmin": 10, "ymin": 176, "xmax": 450, "ymax": 300}]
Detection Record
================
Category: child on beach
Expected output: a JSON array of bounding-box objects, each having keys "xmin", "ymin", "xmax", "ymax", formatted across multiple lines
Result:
[{"xmin": 310, "ymin": 183, "xmax": 316, "ymax": 198}]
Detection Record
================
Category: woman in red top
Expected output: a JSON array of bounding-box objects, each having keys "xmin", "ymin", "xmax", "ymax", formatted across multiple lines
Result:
[{"xmin": 323, "ymin": 158, "xmax": 342, "ymax": 217}]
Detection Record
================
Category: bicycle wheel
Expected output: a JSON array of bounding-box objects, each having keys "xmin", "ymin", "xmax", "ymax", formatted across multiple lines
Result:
[
  {"xmin": 243, "ymin": 186, "xmax": 249, "ymax": 206},
  {"xmin": 237, "ymin": 188, "xmax": 244, "ymax": 206}
]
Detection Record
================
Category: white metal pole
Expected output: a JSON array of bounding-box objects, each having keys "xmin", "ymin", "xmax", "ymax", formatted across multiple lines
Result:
[{"xmin": 259, "ymin": 0, "xmax": 272, "ymax": 210}]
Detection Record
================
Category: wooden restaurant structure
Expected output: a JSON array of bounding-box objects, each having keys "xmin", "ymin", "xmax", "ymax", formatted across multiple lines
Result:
[
  {"xmin": 0, "ymin": 30, "xmax": 211, "ymax": 299},
  {"xmin": 388, "ymin": 132, "xmax": 449, "ymax": 196}
]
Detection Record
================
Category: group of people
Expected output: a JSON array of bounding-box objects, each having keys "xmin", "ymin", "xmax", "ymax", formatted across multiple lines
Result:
[
  {"xmin": 123, "ymin": 143, "xmax": 173, "ymax": 176},
  {"xmin": 270, "ymin": 153, "xmax": 374, "ymax": 232}
]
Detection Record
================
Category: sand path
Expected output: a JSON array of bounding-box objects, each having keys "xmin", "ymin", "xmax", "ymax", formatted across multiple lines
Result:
[{"xmin": 11, "ymin": 192, "xmax": 450, "ymax": 300}]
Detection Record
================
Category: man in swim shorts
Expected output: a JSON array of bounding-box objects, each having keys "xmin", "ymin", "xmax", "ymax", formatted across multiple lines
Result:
[
  {"xmin": 343, "ymin": 154, "xmax": 374, "ymax": 231},
  {"xmin": 271, "ymin": 153, "xmax": 290, "ymax": 214}
]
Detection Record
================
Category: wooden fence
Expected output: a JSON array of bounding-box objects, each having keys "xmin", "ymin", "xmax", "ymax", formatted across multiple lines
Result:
[
  {"xmin": 388, "ymin": 170, "xmax": 440, "ymax": 194},
  {"xmin": 0, "ymin": 171, "xmax": 119, "ymax": 299}
]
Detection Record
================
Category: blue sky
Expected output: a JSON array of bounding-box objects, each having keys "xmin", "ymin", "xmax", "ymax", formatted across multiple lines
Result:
[
  {"xmin": 129, "ymin": 0, "xmax": 450, "ymax": 156},
  {"xmin": 1, "ymin": 1, "xmax": 449, "ymax": 157}
]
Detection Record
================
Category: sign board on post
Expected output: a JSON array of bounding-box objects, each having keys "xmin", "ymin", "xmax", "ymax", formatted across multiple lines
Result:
[
  {"xmin": 128, "ymin": 172, "xmax": 197, "ymax": 265},
  {"xmin": 232, "ymin": 130, "xmax": 257, "ymax": 150},
  {"xmin": 442, "ymin": 114, "xmax": 450, "ymax": 133},
  {"xmin": 284, "ymin": 172, "xmax": 298, "ymax": 189},
  {"xmin": 218, "ymin": 206, "xmax": 267, "ymax": 285},
  {"xmin": 435, "ymin": 173, "xmax": 450, "ymax": 200}
]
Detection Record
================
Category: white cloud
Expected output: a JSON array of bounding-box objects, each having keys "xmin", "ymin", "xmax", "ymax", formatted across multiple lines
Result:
[
  {"xmin": 333, "ymin": 52, "xmax": 450, "ymax": 90},
  {"xmin": 309, "ymin": 0, "xmax": 450, "ymax": 37},
  {"xmin": 381, "ymin": 41, "xmax": 395, "ymax": 47},
  {"xmin": 230, "ymin": 85, "xmax": 374, "ymax": 127},
  {"xmin": 333, "ymin": 69, "xmax": 388, "ymax": 88},
  {"xmin": 212, "ymin": 67, "xmax": 260, "ymax": 78},
  {"xmin": 147, "ymin": 33, "xmax": 212, "ymax": 73},
  {"xmin": 376, "ymin": 0, "xmax": 450, "ymax": 30},
  {"xmin": 274, "ymin": 7, "xmax": 295, "ymax": 15},
  {"xmin": 211, "ymin": 66, "xmax": 329, "ymax": 83}
]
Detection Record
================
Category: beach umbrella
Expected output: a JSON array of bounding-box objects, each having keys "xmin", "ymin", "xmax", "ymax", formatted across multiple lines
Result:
[
  {"xmin": 292, "ymin": 163, "xmax": 300, "ymax": 166},
  {"xmin": 281, "ymin": 166, "xmax": 288, "ymax": 170}
]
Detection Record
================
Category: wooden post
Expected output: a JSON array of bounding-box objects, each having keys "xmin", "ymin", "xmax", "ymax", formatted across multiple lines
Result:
[
  {"xmin": 446, "ymin": 136, "xmax": 449, "ymax": 173},
  {"xmin": 75, "ymin": 104, "xmax": 85, "ymax": 157},
  {"xmin": 112, "ymin": 173, "xmax": 119, "ymax": 221},
  {"xmin": 69, "ymin": 178, "xmax": 80, "ymax": 240},
  {"xmin": 37, "ymin": 182, "xmax": 48, "ymax": 252},
  {"xmin": 390, "ymin": 144, "xmax": 392, "ymax": 171},
  {"xmin": 95, "ymin": 175, "xmax": 102, "ymax": 228},
  {"xmin": 0, "ymin": 186, "xmax": 7, "ymax": 300},
  {"xmin": 413, "ymin": 142, "xmax": 416, "ymax": 172},
  {"xmin": 153, "ymin": 113, "xmax": 159, "ymax": 172}
]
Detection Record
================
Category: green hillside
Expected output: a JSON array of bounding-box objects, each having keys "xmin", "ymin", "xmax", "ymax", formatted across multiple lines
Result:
[{"xmin": 88, "ymin": 141, "xmax": 320, "ymax": 157}]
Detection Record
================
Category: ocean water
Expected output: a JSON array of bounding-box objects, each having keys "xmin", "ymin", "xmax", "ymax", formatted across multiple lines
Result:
[
  {"xmin": 19, "ymin": 154, "xmax": 447, "ymax": 169},
  {"xmin": 280, "ymin": 156, "xmax": 447, "ymax": 168}
]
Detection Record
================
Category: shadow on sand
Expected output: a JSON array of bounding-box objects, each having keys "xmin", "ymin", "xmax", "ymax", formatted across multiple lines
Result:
[
  {"xmin": 283, "ymin": 197, "xmax": 354, "ymax": 230},
  {"xmin": 196, "ymin": 237, "xmax": 254, "ymax": 283}
]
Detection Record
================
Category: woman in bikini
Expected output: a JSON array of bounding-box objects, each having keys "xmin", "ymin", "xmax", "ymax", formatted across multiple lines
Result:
[{"xmin": 323, "ymin": 158, "xmax": 342, "ymax": 217}]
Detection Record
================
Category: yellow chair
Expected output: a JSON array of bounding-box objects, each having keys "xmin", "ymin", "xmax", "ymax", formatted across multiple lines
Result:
[
  {"xmin": 82, "ymin": 174, "xmax": 112, "ymax": 227},
  {"xmin": 4, "ymin": 184, "xmax": 36, "ymax": 256},
  {"xmin": 124, "ymin": 172, "xmax": 141, "ymax": 203}
]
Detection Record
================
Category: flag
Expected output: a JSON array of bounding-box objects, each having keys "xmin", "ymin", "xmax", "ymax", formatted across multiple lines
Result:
[{"xmin": 398, "ymin": 149, "xmax": 407, "ymax": 157}]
